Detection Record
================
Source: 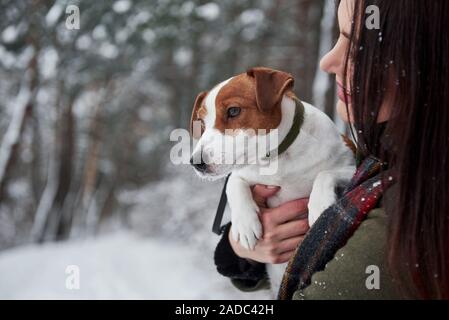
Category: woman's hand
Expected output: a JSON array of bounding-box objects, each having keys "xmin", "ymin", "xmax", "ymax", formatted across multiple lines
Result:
[{"xmin": 229, "ymin": 185, "xmax": 309, "ymax": 264}]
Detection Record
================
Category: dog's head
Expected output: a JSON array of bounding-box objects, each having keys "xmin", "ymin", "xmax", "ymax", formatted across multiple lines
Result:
[{"xmin": 190, "ymin": 67, "xmax": 294, "ymax": 179}]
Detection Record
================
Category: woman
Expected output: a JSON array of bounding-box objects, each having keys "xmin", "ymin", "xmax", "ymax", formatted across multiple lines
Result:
[{"xmin": 214, "ymin": 0, "xmax": 449, "ymax": 299}]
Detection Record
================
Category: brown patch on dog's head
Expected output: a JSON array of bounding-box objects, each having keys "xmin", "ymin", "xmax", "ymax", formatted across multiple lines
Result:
[
  {"xmin": 247, "ymin": 67, "xmax": 294, "ymax": 113},
  {"xmin": 213, "ymin": 67, "xmax": 295, "ymax": 134},
  {"xmin": 190, "ymin": 91, "xmax": 208, "ymax": 139}
]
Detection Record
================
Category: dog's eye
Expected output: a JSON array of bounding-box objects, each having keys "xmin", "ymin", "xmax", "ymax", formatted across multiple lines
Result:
[{"xmin": 227, "ymin": 106, "xmax": 241, "ymax": 118}]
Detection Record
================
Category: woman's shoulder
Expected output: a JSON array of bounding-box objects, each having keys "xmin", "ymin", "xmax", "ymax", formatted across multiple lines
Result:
[{"xmin": 293, "ymin": 208, "xmax": 402, "ymax": 300}]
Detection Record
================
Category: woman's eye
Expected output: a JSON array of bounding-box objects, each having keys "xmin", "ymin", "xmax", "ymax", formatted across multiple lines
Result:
[{"xmin": 227, "ymin": 106, "xmax": 241, "ymax": 118}]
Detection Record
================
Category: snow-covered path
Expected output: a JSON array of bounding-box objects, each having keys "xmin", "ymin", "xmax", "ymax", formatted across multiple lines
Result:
[{"xmin": 0, "ymin": 232, "xmax": 270, "ymax": 300}]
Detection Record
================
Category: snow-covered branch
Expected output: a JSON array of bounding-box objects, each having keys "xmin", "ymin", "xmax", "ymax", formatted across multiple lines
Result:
[{"xmin": 0, "ymin": 81, "xmax": 33, "ymax": 191}]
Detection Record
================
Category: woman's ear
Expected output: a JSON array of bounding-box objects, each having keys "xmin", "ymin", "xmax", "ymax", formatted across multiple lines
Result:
[
  {"xmin": 246, "ymin": 67, "xmax": 294, "ymax": 113},
  {"xmin": 190, "ymin": 91, "xmax": 208, "ymax": 138}
]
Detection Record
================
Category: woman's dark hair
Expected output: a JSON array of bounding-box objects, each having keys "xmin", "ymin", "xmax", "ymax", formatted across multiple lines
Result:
[{"xmin": 338, "ymin": 0, "xmax": 449, "ymax": 299}]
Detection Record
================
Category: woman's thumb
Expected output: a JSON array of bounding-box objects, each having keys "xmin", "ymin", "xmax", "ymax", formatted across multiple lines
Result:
[{"xmin": 252, "ymin": 185, "xmax": 280, "ymax": 207}]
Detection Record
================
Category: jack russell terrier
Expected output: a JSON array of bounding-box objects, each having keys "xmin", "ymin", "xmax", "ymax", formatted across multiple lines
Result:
[{"xmin": 189, "ymin": 67, "xmax": 355, "ymax": 295}]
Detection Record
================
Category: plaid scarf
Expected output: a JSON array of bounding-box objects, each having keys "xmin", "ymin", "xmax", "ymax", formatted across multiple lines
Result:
[{"xmin": 277, "ymin": 156, "xmax": 395, "ymax": 300}]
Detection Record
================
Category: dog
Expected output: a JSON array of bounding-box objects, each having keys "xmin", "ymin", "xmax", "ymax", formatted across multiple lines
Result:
[{"xmin": 189, "ymin": 67, "xmax": 355, "ymax": 295}]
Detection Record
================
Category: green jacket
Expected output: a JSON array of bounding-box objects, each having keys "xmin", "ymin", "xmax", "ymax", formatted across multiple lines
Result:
[{"xmin": 231, "ymin": 209, "xmax": 402, "ymax": 300}]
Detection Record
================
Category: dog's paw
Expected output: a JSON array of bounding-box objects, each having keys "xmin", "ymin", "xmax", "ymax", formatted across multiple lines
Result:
[
  {"xmin": 231, "ymin": 201, "xmax": 262, "ymax": 250},
  {"xmin": 308, "ymin": 176, "xmax": 337, "ymax": 227}
]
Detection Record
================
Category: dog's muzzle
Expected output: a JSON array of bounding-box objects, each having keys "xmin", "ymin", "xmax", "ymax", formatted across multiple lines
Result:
[{"xmin": 190, "ymin": 156, "xmax": 208, "ymax": 173}]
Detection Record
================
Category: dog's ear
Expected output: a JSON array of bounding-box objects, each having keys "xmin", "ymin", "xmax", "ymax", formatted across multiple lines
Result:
[
  {"xmin": 247, "ymin": 67, "xmax": 294, "ymax": 113},
  {"xmin": 190, "ymin": 91, "xmax": 208, "ymax": 138}
]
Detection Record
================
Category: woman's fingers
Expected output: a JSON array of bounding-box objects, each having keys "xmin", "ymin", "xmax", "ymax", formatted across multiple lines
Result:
[
  {"xmin": 230, "ymin": 229, "xmax": 306, "ymax": 264},
  {"xmin": 277, "ymin": 236, "xmax": 305, "ymax": 254},
  {"xmin": 262, "ymin": 218, "xmax": 309, "ymax": 242},
  {"xmin": 275, "ymin": 219, "xmax": 309, "ymax": 241},
  {"xmin": 261, "ymin": 198, "xmax": 309, "ymax": 226},
  {"xmin": 231, "ymin": 191, "xmax": 310, "ymax": 264},
  {"xmin": 273, "ymin": 250, "xmax": 296, "ymax": 264},
  {"xmin": 251, "ymin": 184, "xmax": 280, "ymax": 207}
]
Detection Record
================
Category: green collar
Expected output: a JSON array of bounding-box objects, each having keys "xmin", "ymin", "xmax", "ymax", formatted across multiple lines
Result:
[{"xmin": 264, "ymin": 97, "xmax": 305, "ymax": 159}]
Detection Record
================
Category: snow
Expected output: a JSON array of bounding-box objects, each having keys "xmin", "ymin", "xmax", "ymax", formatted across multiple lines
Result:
[
  {"xmin": 195, "ymin": 3, "xmax": 220, "ymax": 21},
  {"xmin": 113, "ymin": 0, "xmax": 132, "ymax": 14},
  {"xmin": 174, "ymin": 47, "xmax": 193, "ymax": 67},
  {"xmin": 6, "ymin": 178, "xmax": 29, "ymax": 200},
  {"xmin": 98, "ymin": 43, "xmax": 119, "ymax": 59},
  {"xmin": 239, "ymin": 9, "xmax": 265, "ymax": 26},
  {"xmin": 45, "ymin": 3, "xmax": 64, "ymax": 27},
  {"xmin": 120, "ymin": 164, "xmax": 233, "ymax": 245},
  {"xmin": 0, "ymin": 46, "xmax": 16, "ymax": 68},
  {"xmin": 76, "ymin": 34, "xmax": 92, "ymax": 51},
  {"xmin": 0, "ymin": 231, "xmax": 270, "ymax": 300},
  {"xmin": 239, "ymin": 9, "xmax": 265, "ymax": 41},
  {"xmin": 142, "ymin": 28, "xmax": 156, "ymax": 43},
  {"xmin": 1, "ymin": 25, "xmax": 19, "ymax": 43},
  {"xmin": 138, "ymin": 136, "xmax": 157, "ymax": 154},
  {"xmin": 38, "ymin": 48, "xmax": 59, "ymax": 79},
  {"xmin": 180, "ymin": 2, "xmax": 195, "ymax": 16},
  {"xmin": 92, "ymin": 25, "xmax": 107, "ymax": 40},
  {"xmin": 138, "ymin": 106, "xmax": 154, "ymax": 122}
]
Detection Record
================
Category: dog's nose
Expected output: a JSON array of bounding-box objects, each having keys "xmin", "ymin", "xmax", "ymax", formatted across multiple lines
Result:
[{"xmin": 190, "ymin": 156, "xmax": 207, "ymax": 172}]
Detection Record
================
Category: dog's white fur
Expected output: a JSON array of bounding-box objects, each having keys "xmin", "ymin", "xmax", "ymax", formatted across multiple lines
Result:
[{"xmin": 192, "ymin": 78, "xmax": 355, "ymax": 296}]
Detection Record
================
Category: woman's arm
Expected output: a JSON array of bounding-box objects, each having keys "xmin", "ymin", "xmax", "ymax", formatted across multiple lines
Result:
[
  {"xmin": 292, "ymin": 209, "xmax": 401, "ymax": 300},
  {"xmin": 214, "ymin": 185, "xmax": 309, "ymax": 292},
  {"xmin": 229, "ymin": 185, "xmax": 309, "ymax": 264}
]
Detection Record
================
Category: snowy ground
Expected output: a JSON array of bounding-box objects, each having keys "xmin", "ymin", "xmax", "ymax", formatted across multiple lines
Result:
[
  {"xmin": 0, "ymin": 231, "xmax": 270, "ymax": 300},
  {"xmin": 0, "ymin": 164, "xmax": 273, "ymax": 300}
]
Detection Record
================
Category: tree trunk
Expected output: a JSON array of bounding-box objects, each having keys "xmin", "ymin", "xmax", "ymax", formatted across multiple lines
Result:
[
  {"xmin": 30, "ymin": 126, "xmax": 59, "ymax": 242},
  {"xmin": 53, "ymin": 94, "xmax": 76, "ymax": 240},
  {"xmin": 31, "ymin": 83, "xmax": 77, "ymax": 242},
  {"xmin": 0, "ymin": 48, "xmax": 38, "ymax": 203},
  {"xmin": 295, "ymin": 0, "xmax": 323, "ymax": 102},
  {"xmin": 78, "ymin": 86, "xmax": 107, "ymax": 235},
  {"xmin": 253, "ymin": 0, "xmax": 282, "ymax": 66}
]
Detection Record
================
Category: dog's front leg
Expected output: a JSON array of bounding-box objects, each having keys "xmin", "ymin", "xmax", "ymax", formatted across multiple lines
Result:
[
  {"xmin": 226, "ymin": 175, "xmax": 262, "ymax": 250},
  {"xmin": 308, "ymin": 165, "xmax": 355, "ymax": 226}
]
